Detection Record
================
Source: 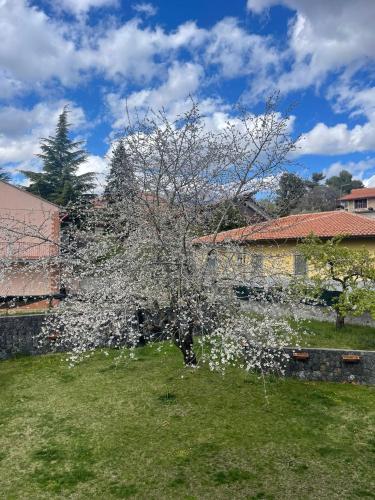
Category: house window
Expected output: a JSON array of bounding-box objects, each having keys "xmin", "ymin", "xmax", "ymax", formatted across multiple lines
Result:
[
  {"xmin": 6, "ymin": 242, "xmax": 13, "ymax": 258},
  {"xmin": 237, "ymin": 252, "xmax": 245, "ymax": 264},
  {"xmin": 294, "ymin": 254, "xmax": 307, "ymax": 276},
  {"xmin": 354, "ymin": 199, "xmax": 367, "ymax": 209},
  {"xmin": 251, "ymin": 254, "xmax": 263, "ymax": 274}
]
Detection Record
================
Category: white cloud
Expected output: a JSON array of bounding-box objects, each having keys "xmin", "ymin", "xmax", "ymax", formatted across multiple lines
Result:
[
  {"xmin": 0, "ymin": 0, "xmax": 83, "ymax": 97},
  {"xmin": 1, "ymin": 0, "xmax": 374, "ymax": 106},
  {"xmin": 1, "ymin": 0, "xmax": 375, "ymax": 172},
  {"xmin": 0, "ymin": 1, "xmax": 279, "ymax": 106},
  {"xmin": 107, "ymin": 61, "xmax": 204, "ymax": 128},
  {"xmin": 204, "ymin": 17, "xmax": 280, "ymax": 80},
  {"xmin": 247, "ymin": 0, "xmax": 276, "ymax": 13},
  {"xmin": 57, "ymin": 0, "xmax": 118, "ymax": 16},
  {"xmin": 78, "ymin": 154, "xmax": 108, "ymax": 192},
  {"xmin": 82, "ymin": 19, "xmax": 206, "ymax": 84},
  {"xmin": 249, "ymin": 1, "xmax": 375, "ymax": 157},
  {"xmin": 327, "ymin": 82, "xmax": 375, "ymax": 122},
  {"xmin": 79, "ymin": 154, "xmax": 107, "ymax": 176},
  {"xmin": 0, "ymin": 70, "xmax": 24, "ymax": 99},
  {"xmin": 364, "ymin": 175, "xmax": 375, "ymax": 187},
  {"xmin": 0, "ymin": 2, "xmax": 277, "ymax": 100},
  {"xmin": 324, "ymin": 158, "xmax": 375, "ymax": 180},
  {"xmin": 300, "ymin": 121, "xmax": 375, "ymax": 156},
  {"xmin": 132, "ymin": 2, "xmax": 157, "ymax": 17},
  {"xmin": 247, "ymin": 0, "xmax": 375, "ymax": 101},
  {"xmin": 0, "ymin": 101, "xmax": 86, "ymax": 168},
  {"xmin": 0, "ymin": 1, "xmax": 206, "ymax": 95}
]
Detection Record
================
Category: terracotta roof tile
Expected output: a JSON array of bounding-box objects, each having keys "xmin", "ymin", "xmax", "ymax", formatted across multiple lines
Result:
[
  {"xmin": 195, "ymin": 211, "xmax": 375, "ymax": 244},
  {"xmin": 340, "ymin": 188, "xmax": 375, "ymax": 201},
  {"xmin": 0, "ymin": 242, "xmax": 58, "ymax": 259}
]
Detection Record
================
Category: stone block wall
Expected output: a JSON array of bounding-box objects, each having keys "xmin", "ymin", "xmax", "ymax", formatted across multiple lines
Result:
[
  {"xmin": 1, "ymin": 315, "xmax": 375, "ymax": 385},
  {"xmin": 0, "ymin": 314, "xmax": 47, "ymax": 359},
  {"xmin": 284, "ymin": 347, "xmax": 375, "ymax": 385}
]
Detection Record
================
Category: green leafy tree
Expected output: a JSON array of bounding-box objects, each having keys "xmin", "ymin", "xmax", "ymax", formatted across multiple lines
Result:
[
  {"xmin": 295, "ymin": 184, "xmax": 338, "ymax": 213},
  {"xmin": 304, "ymin": 172, "xmax": 325, "ymax": 189},
  {"xmin": 297, "ymin": 236, "xmax": 375, "ymax": 328},
  {"xmin": 105, "ymin": 139, "xmax": 136, "ymax": 201},
  {"xmin": 325, "ymin": 169, "xmax": 364, "ymax": 195},
  {"xmin": 275, "ymin": 172, "xmax": 306, "ymax": 216},
  {"xmin": 311, "ymin": 172, "xmax": 325, "ymax": 185},
  {"xmin": 21, "ymin": 106, "xmax": 95, "ymax": 206},
  {"xmin": 206, "ymin": 200, "xmax": 249, "ymax": 232}
]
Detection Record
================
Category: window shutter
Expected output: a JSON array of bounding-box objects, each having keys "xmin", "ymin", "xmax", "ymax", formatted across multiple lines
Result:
[
  {"xmin": 294, "ymin": 254, "xmax": 307, "ymax": 275},
  {"xmin": 251, "ymin": 254, "xmax": 263, "ymax": 274}
]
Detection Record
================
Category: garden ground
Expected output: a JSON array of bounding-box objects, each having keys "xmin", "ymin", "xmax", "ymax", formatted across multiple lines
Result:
[
  {"xmin": 0, "ymin": 343, "xmax": 374, "ymax": 499},
  {"xmin": 300, "ymin": 319, "xmax": 375, "ymax": 351}
]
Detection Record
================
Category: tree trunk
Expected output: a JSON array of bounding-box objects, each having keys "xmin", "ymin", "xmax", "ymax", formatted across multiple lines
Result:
[
  {"xmin": 336, "ymin": 313, "xmax": 345, "ymax": 329},
  {"xmin": 175, "ymin": 327, "xmax": 197, "ymax": 366}
]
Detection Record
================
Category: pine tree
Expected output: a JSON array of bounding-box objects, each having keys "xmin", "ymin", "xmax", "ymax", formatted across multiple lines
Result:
[
  {"xmin": 275, "ymin": 172, "xmax": 306, "ymax": 216},
  {"xmin": 105, "ymin": 139, "xmax": 136, "ymax": 201},
  {"xmin": 21, "ymin": 106, "xmax": 95, "ymax": 206},
  {"xmin": 0, "ymin": 168, "xmax": 10, "ymax": 182}
]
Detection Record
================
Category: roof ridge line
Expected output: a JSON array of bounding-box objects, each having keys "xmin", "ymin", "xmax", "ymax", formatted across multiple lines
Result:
[{"xmin": 0, "ymin": 180, "xmax": 61, "ymax": 209}]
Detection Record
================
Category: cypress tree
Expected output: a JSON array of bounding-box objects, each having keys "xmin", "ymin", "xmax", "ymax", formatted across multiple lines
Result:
[
  {"xmin": 21, "ymin": 106, "xmax": 95, "ymax": 206},
  {"xmin": 0, "ymin": 168, "xmax": 10, "ymax": 182},
  {"xmin": 105, "ymin": 139, "xmax": 136, "ymax": 202}
]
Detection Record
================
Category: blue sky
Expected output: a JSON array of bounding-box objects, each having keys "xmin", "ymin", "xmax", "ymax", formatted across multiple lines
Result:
[{"xmin": 1, "ymin": 0, "xmax": 375, "ymax": 189}]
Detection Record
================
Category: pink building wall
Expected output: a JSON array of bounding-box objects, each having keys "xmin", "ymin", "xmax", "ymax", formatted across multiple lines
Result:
[{"xmin": 0, "ymin": 181, "xmax": 60, "ymax": 296}]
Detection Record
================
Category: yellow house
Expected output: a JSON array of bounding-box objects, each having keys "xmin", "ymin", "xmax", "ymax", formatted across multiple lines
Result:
[{"xmin": 194, "ymin": 210, "xmax": 375, "ymax": 281}]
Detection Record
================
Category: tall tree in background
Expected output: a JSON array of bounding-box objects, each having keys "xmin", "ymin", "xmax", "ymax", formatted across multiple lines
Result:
[
  {"xmin": 295, "ymin": 172, "xmax": 337, "ymax": 213},
  {"xmin": 276, "ymin": 170, "xmax": 365, "ymax": 215},
  {"xmin": 326, "ymin": 170, "xmax": 364, "ymax": 195},
  {"xmin": 105, "ymin": 139, "xmax": 136, "ymax": 201},
  {"xmin": 0, "ymin": 168, "xmax": 10, "ymax": 182},
  {"xmin": 304, "ymin": 172, "xmax": 325, "ymax": 188},
  {"xmin": 295, "ymin": 184, "xmax": 338, "ymax": 213},
  {"xmin": 275, "ymin": 172, "xmax": 306, "ymax": 216},
  {"xmin": 311, "ymin": 172, "xmax": 325, "ymax": 184},
  {"xmin": 21, "ymin": 107, "xmax": 95, "ymax": 206}
]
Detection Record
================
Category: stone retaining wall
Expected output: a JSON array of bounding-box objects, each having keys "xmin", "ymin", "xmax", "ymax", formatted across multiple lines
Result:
[
  {"xmin": 0, "ymin": 314, "xmax": 46, "ymax": 359},
  {"xmin": 1, "ymin": 314, "xmax": 375, "ymax": 385},
  {"xmin": 284, "ymin": 347, "xmax": 375, "ymax": 385}
]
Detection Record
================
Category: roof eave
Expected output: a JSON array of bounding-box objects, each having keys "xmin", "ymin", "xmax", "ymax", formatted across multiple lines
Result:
[{"xmin": 0, "ymin": 180, "xmax": 61, "ymax": 210}]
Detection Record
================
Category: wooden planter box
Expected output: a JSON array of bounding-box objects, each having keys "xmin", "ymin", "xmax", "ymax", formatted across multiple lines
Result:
[
  {"xmin": 292, "ymin": 351, "xmax": 310, "ymax": 361},
  {"xmin": 342, "ymin": 354, "xmax": 361, "ymax": 363},
  {"xmin": 47, "ymin": 334, "xmax": 60, "ymax": 342}
]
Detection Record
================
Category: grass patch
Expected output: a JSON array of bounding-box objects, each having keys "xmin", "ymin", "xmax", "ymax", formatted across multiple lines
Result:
[
  {"xmin": 0, "ymin": 345, "xmax": 374, "ymax": 498},
  {"xmin": 158, "ymin": 391, "xmax": 177, "ymax": 405},
  {"xmin": 300, "ymin": 319, "xmax": 375, "ymax": 350},
  {"xmin": 243, "ymin": 310, "xmax": 375, "ymax": 350}
]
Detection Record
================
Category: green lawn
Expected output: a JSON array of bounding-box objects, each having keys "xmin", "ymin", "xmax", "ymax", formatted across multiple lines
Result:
[
  {"xmin": 1, "ymin": 346, "xmax": 374, "ymax": 499},
  {"xmin": 300, "ymin": 319, "xmax": 375, "ymax": 351}
]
